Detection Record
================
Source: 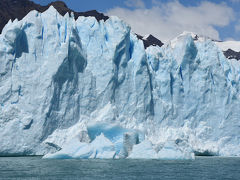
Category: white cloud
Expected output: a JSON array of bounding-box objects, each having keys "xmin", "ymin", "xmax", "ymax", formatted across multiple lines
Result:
[
  {"xmin": 106, "ymin": 1, "xmax": 234, "ymax": 42},
  {"xmin": 124, "ymin": 0, "xmax": 145, "ymax": 9},
  {"xmin": 230, "ymin": 0, "xmax": 240, "ymax": 3},
  {"xmin": 235, "ymin": 20, "xmax": 240, "ymax": 32},
  {"xmin": 235, "ymin": 25, "xmax": 240, "ymax": 32}
]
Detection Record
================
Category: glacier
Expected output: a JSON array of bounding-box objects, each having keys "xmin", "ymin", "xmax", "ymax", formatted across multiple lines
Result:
[{"xmin": 0, "ymin": 6, "xmax": 240, "ymax": 159}]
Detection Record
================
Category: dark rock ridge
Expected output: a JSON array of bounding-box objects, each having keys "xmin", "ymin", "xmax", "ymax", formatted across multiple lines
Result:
[
  {"xmin": 0, "ymin": 0, "xmax": 109, "ymax": 34},
  {"xmin": 0, "ymin": 0, "xmax": 164, "ymax": 49},
  {"xmin": 223, "ymin": 49, "xmax": 240, "ymax": 61},
  {"xmin": 136, "ymin": 34, "xmax": 164, "ymax": 48}
]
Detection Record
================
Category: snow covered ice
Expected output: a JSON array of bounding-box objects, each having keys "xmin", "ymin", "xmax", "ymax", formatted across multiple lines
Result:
[{"xmin": 0, "ymin": 6, "xmax": 240, "ymax": 159}]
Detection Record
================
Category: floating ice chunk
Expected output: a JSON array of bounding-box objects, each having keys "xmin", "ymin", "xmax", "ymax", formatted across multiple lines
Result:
[
  {"xmin": 91, "ymin": 133, "xmax": 116, "ymax": 151},
  {"xmin": 90, "ymin": 133, "xmax": 116, "ymax": 159},
  {"xmin": 73, "ymin": 143, "xmax": 93, "ymax": 159},
  {"xmin": 87, "ymin": 122, "xmax": 143, "ymax": 156},
  {"xmin": 43, "ymin": 152, "xmax": 72, "ymax": 159},
  {"xmin": 43, "ymin": 122, "xmax": 90, "ymax": 151},
  {"xmin": 128, "ymin": 140, "xmax": 158, "ymax": 159},
  {"xmin": 43, "ymin": 134, "xmax": 116, "ymax": 159},
  {"xmin": 43, "ymin": 124, "xmax": 144, "ymax": 159},
  {"xmin": 43, "ymin": 138, "xmax": 87, "ymax": 159},
  {"xmin": 158, "ymin": 141, "xmax": 195, "ymax": 160}
]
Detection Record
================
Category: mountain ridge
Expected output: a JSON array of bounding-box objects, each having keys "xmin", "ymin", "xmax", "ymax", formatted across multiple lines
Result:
[
  {"xmin": 0, "ymin": 0, "xmax": 109, "ymax": 34},
  {"xmin": 0, "ymin": 0, "xmax": 165, "ymax": 49}
]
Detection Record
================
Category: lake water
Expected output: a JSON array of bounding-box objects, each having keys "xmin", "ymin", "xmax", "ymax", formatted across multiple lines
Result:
[{"xmin": 0, "ymin": 156, "xmax": 239, "ymax": 179}]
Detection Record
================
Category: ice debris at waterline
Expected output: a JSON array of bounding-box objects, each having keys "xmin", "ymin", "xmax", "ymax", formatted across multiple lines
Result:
[
  {"xmin": 0, "ymin": 6, "xmax": 240, "ymax": 157},
  {"xmin": 43, "ymin": 123, "xmax": 194, "ymax": 159}
]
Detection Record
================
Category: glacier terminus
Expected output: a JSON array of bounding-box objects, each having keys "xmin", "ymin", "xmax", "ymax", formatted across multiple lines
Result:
[{"xmin": 0, "ymin": 6, "xmax": 240, "ymax": 159}]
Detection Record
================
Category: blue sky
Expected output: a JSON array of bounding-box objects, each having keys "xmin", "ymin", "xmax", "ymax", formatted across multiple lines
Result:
[{"xmin": 32, "ymin": 0, "xmax": 240, "ymax": 42}]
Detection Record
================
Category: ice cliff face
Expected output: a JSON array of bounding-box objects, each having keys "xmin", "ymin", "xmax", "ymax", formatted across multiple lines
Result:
[{"xmin": 0, "ymin": 6, "xmax": 239, "ymax": 157}]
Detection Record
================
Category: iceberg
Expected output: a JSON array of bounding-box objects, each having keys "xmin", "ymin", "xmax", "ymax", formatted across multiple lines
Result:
[
  {"xmin": 44, "ymin": 125, "xmax": 194, "ymax": 160},
  {"xmin": 87, "ymin": 122, "xmax": 143, "ymax": 156},
  {"xmin": 43, "ymin": 138, "xmax": 89, "ymax": 159},
  {"xmin": 44, "ymin": 133, "xmax": 116, "ymax": 159},
  {"xmin": 128, "ymin": 140, "xmax": 158, "ymax": 159},
  {"xmin": 158, "ymin": 141, "xmax": 194, "ymax": 160},
  {"xmin": 128, "ymin": 140, "xmax": 194, "ymax": 160},
  {"xmin": 90, "ymin": 133, "xmax": 116, "ymax": 159},
  {"xmin": 0, "ymin": 6, "xmax": 240, "ymax": 158},
  {"xmin": 73, "ymin": 143, "xmax": 93, "ymax": 159},
  {"xmin": 44, "ymin": 123, "xmax": 144, "ymax": 159}
]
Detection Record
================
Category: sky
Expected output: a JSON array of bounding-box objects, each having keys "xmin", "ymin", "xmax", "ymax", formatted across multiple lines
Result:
[{"xmin": 32, "ymin": 0, "xmax": 240, "ymax": 42}]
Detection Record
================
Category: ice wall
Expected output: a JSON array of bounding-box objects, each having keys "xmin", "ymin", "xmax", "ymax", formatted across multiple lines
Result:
[{"xmin": 0, "ymin": 6, "xmax": 239, "ymax": 156}]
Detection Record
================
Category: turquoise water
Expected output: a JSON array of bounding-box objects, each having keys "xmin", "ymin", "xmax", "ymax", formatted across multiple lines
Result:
[{"xmin": 0, "ymin": 157, "xmax": 240, "ymax": 179}]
